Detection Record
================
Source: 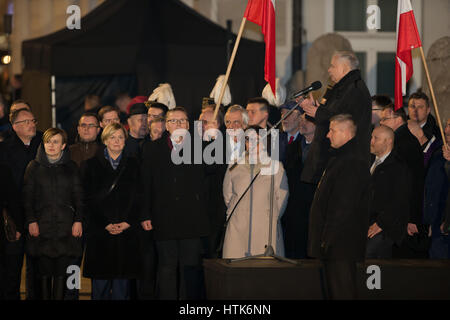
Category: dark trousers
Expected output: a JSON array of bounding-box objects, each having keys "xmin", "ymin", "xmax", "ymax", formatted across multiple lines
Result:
[
  {"xmin": 92, "ymin": 279, "xmax": 129, "ymax": 300},
  {"xmin": 3, "ymin": 239, "xmax": 24, "ymax": 300},
  {"xmin": 365, "ymin": 233, "xmax": 394, "ymax": 259},
  {"xmin": 321, "ymin": 259, "xmax": 357, "ymax": 300},
  {"xmin": 135, "ymin": 237, "xmax": 157, "ymax": 300},
  {"xmin": 155, "ymin": 238, "xmax": 204, "ymax": 300}
]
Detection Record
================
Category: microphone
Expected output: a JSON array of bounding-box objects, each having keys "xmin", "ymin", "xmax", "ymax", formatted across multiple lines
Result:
[{"xmin": 291, "ymin": 81, "xmax": 322, "ymax": 99}]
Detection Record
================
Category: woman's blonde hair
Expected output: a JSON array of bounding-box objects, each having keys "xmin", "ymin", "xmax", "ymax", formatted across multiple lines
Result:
[
  {"xmin": 101, "ymin": 123, "xmax": 128, "ymax": 143},
  {"xmin": 43, "ymin": 128, "xmax": 67, "ymax": 145}
]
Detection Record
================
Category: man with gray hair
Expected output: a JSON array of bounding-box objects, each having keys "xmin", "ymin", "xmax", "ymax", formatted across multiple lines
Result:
[
  {"xmin": 308, "ymin": 114, "xmax": 370, "ymax": 299},
  {"xmin": 225, "ymin": 105, "xmax": 248, "ymax": 163},
  {"xmin": 299, "ymin": 51, "xmax": 371, "ymax": 185}
]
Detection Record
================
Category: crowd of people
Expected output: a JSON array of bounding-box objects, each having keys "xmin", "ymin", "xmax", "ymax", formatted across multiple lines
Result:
[{"xmin": 0, "ymin": 51, "xmax": 449, "ymax": 300}]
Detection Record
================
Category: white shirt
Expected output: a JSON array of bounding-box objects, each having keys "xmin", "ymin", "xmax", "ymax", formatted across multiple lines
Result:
[{"xmin": 370, "ymin": 151, "xmax": 391, "ymax": 174}]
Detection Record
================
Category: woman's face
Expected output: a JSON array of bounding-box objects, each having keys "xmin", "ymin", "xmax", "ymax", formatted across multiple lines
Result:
[
  {"xmin": 105, "ymin": 129, "xmax": 125, "ymax": 154},
  {"xmin": 44, "ymin": 134, "xmax": 66, "ymax": 159}
]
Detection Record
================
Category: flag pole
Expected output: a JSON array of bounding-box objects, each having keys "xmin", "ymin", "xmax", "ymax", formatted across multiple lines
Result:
[
  {"xmin": 418, "ymin": 46, "xmax": 447, "ymax": 147},
  {"xmin": 213, "ymin": 17, "xmax": 247, "ymax": 120}
]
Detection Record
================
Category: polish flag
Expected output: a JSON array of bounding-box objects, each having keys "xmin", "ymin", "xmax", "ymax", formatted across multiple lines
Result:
[
  {"xmin": 244, "ymin": 0, "xmax": 276, "ymax": 95},
  {"xmin": 395, "ymin": 0, "xmax": 422, "ymax": 110}
]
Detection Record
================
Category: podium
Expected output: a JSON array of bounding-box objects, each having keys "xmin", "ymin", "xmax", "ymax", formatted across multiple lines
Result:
[{"xmin": 203, "ymin": 258, "xmax": 450, "ymax": 300}]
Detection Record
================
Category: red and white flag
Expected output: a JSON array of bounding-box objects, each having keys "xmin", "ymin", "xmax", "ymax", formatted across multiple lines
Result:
[
  {"xmin": 244, "ymin": 0, "xmax": 276, "ymax": 94},
  {"xmin": 395, "ymin": 0, "xmax": 422, "ymax": 110}
]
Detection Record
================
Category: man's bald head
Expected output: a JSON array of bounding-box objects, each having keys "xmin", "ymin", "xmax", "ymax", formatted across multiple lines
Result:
[{"xmin": 370, "ymin": 125, "xmax": 395, "ymax": 157}]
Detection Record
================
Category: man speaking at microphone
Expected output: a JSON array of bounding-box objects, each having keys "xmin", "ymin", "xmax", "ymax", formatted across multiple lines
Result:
[{"xmin": 299, "ymin": 51, "xmax": 372, "ymax": 184}]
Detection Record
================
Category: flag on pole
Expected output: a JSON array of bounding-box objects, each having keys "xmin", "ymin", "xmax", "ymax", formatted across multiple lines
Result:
[
  {"xmin": 395, "ymin": 0, "xmax": 422, "ymax": 110},
  {"xmin": 244, "ymin": 0, "xmax": 276, "ymax": 95}
]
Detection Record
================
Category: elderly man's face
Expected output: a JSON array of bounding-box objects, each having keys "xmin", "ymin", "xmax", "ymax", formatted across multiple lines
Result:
[
  {"xmin": 408, "ymin": 98, "xmax": 430, "ymax": 124},
  {"xmin": 328, "ymin": 55, "xmax": 348, "ymax": 83},
  {"xmin": 281, "ymin": 109, "xmax": 300, "ymax": 134},
  {"xmin": 225, "ymin": 111, "xmax": 245, "ymax": 130},
  {"xmin": 128, "ymin": 113, "xmax": 148, "ymax": 138}
]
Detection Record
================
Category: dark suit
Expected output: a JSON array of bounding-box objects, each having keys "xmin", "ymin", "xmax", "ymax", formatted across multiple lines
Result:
[
  {"xmin": 308, "ymin": 138, "xmax": 370, "ymax": 299},
  {"xmin": 0, "ymin": 131, "xmax": 42, "ymax": 300},
  {"xmin": 140, "ymin": 131, "xmax": 209, "ymax": 299},
  {"xmin": 301, "ymin": 70, "xmax": 371, "ymax": 184},
  {"xmin": 366, "ymin": 152, "xmax": 411, "ymax": 258},
  {"xmin": 281, "ymin": 132, "xmax": 315, "ymax": 258},
  {"xmin": 392, "ymin": 124, "xmax": 427, "ymax": 258}
]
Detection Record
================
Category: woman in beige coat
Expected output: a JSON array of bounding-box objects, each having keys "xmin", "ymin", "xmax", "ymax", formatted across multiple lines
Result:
[{"xmin": 222, "ymin": 126, "xmax": 289, "ymax": 259}]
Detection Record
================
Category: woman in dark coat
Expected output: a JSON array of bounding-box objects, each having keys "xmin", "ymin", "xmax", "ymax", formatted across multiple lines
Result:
[
  {"xmin": 23, "ymin": 128, "xmax": 83, "ymax": 300},
  {"xmin": 82, "ymin": 123, "xmax": 141, "ymax": 300}
]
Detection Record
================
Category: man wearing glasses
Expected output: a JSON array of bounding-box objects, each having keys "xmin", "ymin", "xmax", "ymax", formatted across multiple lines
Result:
[
  {"xmin": 69, "ymin": 112, "xmax": 101, "ymax": 168},
  {"xmin": 140, "ymin": 107, "xmax": 210, "ymax": 300},
  {"xmin": 0, "ymin": 107, "xmax": 42, "ymax": 300},
  {"xmin": 371, "ymin": 95, "xmax": 392, "ymax": 127}
]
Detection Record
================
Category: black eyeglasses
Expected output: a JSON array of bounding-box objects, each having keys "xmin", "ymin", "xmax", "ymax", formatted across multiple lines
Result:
[{"xmin": 14, "ymin": 119, "xmax": 37, "ymax": 125}]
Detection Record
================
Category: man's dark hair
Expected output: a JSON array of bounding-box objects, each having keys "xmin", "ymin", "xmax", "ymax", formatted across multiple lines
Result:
[
  {"xmin": 247, "ymin": 97, "xmax": 269, "ymax": 113},
  {"xmin": 146, "ymin": 101, "xmax": 169, "ymax": 115},
  {"xmin": 330, "ymin": 113, "xmax": 357, "ymax": 136},
  {"xmin": 98, "ymin": 105, "xmax": 120, "ymax": 121},
  {"xmin": 10, "ymin": 107, "xmax": 33, "ymax": 124},
  {"xmin": 394, "ymin": 107, "xmax": 408, "ymax": 123},
  {"xmin": 78, "ymin": 112, "xmax": 99, "ymax": 125},
  {"xmin": 371, "ymin": 95, "xmax": 392, "ymax": 108},
  {"xmin": 408, "ymin": 91, "xmax": 430, "ymax": 108}
]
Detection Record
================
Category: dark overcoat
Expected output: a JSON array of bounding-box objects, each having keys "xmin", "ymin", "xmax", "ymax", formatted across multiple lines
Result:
[
  {"xmin": 301, "ymin": 70, "xmax": 371, "ymax": 184},
  {"xmin": 82, "ymin": 148, "xmax": 141, "ymax": 279},
  {"xmin": 369, "ymin": 152, "xmax": 411, "ymax": 244},
  {"xmin": 22, "ymin": 145, "xmax": 83, "ymax": 258},
  {"xmin": 393, "ymin": 124, "xmax": 425, "ymax": 224},
  {"xmin": 308, "ymin": 138, "xmax": 370, "ymax": 260},
  {"xmin": 140, "ymin": 131, "xmax": 210, "ymax": 241}
]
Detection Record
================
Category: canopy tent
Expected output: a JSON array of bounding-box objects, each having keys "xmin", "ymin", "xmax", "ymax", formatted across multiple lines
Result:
[{"xmin": 22, "ymin": 0, "xmax": 265, "ymax": 131}]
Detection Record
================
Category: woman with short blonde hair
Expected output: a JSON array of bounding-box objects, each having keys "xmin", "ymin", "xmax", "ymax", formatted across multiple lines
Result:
[{"xmin": 23, "ymin": 128, "xmax": 83, "ymax": 300}]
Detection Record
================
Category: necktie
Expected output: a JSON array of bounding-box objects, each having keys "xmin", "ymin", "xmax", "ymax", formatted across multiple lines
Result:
[
  {"xmin": 370, "ymin": 158, "xmax": 382, "ymax": 175},
  {"xmin": 288, "ymin": 136, "xmax": 294, "ymax": 145}
]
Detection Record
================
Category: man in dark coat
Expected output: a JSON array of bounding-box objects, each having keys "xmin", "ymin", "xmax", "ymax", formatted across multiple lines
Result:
[
  {"xmin": 366, "ymin": 125, "xmax": 411, "ymax": 258},
  {"xmin": 308, "ymin": 114, "xmax": 370, "ymax": 300},
  {"xmin": 0, "ymin": 107, "xmax": 42, "ymax": 300},
  {"xmin": 69, "ymin": 112, "xmax": 101, "ymax": 168},
  {"xmin": 380, "ymin": 106, "xmax": 426, "ymax": 258},
  {"xmin": 0, "ymin": 164, "xmax": 21, "ymax": 299},
  {"xmin": 300, "ymin": 51, "xmax": 372, "ymax": 184},
  {"xmin": 407, "ymin": 92, "xmax": 441, "ymax": 149},
  {"xmin": 140, "ymin": 107, "xmax": 210, "ymax": 300},
  {"xmin": 278, "ymin": 101, "xmax": 314, "ymax": 259}
]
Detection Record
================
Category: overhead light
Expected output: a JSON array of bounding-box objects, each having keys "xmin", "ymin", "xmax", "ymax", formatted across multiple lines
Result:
[{"xmin": 1, "ymin": 55, "xmax": 11, "ymax": 64}]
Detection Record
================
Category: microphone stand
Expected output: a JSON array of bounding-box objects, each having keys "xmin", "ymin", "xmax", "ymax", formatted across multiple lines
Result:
[{"xmin": 227, "ymin": 97, "xmax": 307, "ymax": 265}]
